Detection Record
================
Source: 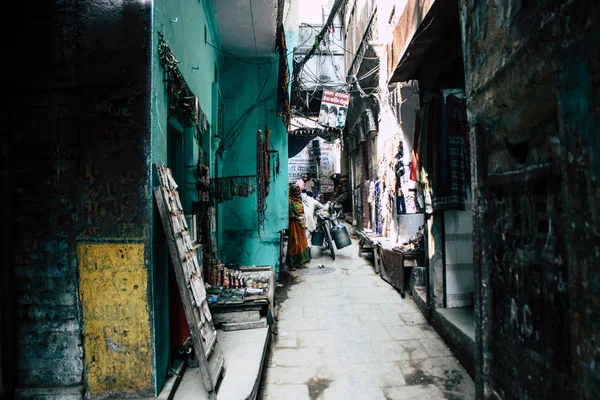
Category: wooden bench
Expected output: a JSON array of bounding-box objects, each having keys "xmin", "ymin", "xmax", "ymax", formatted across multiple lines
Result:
[{"xmin": 357, "ymin": 231, "xmax": 382, "ymax": 274}]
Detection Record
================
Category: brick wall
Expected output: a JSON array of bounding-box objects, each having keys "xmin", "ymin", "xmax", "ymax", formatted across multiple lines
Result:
[
  {"xmin": 8, "ymin": 0, "xmax": 84, "ymax": 387},
  {"xmin": 10, "ymin": 98, "xmax": 84, "ymax": 389},
  {"xmin": 460, "ymin": 0, "xmax": 600, "ymax": 398}
]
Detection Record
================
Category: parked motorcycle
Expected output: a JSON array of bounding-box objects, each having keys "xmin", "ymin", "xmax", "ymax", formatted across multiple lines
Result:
[{"xmin": 312, "ymin": 201, "xmax": 352, "ymax": 260}]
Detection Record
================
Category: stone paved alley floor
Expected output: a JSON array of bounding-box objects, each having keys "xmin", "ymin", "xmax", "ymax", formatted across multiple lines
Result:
[{"xmin": 259, "ymin": 236, "xmax": 475, "ymax": 400}]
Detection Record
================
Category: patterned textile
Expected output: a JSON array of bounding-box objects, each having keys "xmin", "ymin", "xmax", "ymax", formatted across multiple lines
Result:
[
  {"xmin": 288, "ymin": 187, "xmax": 310, "ymax": 267},
  {"xmin": 410, "ymin": 109, "xmax": 422, "ymax": 182},
  {"xmin": 375, "ymin": 181, "xmax": 384, "ymax": 235},
  {"xmin": 431, "ymin": 137, "xmax": 468, "ymax": 211},
  {"xmin": 415, "ymin": 93, "xmax": 469, "ymax": 213},
  {"xmin": 432, "ymin": 94, "xmax": 469, "ymax": 211}
]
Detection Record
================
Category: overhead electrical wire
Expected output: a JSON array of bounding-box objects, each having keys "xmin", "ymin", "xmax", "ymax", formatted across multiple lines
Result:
[
  {"xmin": 217, "ymin": 32, "xmax": 315, "ymax": 152},
  {"xmin": 299, "ymin": 22, "xmax": 380, "ymax": 60},
  {"xmin": 293, "ymin": 0, "xmax": 348, "ymax": 76},
  {"xmin": 249, "ymin": 0, "xmax": 259, "ymax": 59},
  {"xmin": 221, "ymin": 66, "xmax": 275, "ymax": 150}
]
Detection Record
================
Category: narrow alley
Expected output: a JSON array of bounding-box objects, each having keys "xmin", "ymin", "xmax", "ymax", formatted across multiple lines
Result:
[
  {"xmin": 261, "ymin": 237, "xmax": 474, "ymax": 399},
  {"xmin": 2, "ymin": 0, "xmax": 598, "ymax": 399}
]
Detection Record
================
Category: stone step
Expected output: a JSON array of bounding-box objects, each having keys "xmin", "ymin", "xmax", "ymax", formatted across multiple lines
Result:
[
  {"xmin": 213, "ymin": 310, "xmax": 262, "ymax": 325},
  {"xmin": 220, "ymin": 317, "xmax": 267, "ymax": 332}
]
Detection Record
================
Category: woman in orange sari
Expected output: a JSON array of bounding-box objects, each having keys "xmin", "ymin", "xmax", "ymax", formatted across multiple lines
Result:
[{"xmin": 287, "ymin": 184, "xmax": 310, "ymax": 270}]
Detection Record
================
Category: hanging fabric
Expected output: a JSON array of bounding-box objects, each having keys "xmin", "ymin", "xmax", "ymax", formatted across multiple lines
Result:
[{"xmin": 431, "ymin": 94, "xmax": 469, "ymax": 211}]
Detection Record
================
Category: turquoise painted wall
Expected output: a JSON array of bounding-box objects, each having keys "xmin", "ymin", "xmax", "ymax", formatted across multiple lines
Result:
[
  {"xmin": 218, "ymin": 58, "xmax": 289, "ymax": 276},
  {"xmin": 150, "ymin": 0, "xmax": 221, "ymax": 394},
  {"xmin": 149, "ymin": 0, "xmax": 294, "ymax": 392}
]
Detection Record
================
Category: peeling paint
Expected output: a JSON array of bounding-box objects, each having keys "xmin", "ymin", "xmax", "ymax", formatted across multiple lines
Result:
[{"xmin": 78, "ymin": 243, "xmax": 153, "ymax": 396}]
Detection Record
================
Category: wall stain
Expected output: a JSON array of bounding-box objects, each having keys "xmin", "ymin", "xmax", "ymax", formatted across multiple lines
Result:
[{"xmin": 78, "ymin": 243, "xmax": 153, "ymax": 396}]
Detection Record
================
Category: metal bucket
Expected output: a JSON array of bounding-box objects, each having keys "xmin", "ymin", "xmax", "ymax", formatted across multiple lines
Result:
[
  {"xmin": 331, "ymin": 224, "xmax": 351, "ymax": 249},
  {"xmin": 311, "ymin": 228, "xmax": 324, "ymax": 246}
]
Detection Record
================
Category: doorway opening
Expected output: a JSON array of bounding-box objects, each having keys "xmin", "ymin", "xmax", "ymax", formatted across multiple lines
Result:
[{"xmin": 153, "ymin": 117, "xmax": 191, "ymax": 393}]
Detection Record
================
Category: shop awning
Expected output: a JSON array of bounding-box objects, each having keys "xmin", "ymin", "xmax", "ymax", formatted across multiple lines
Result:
[
  {"xmin": 388, "ymin": 0, "xmax": 459, "ymax": 84},
  {"xmin": 288, "ymin": 116, "xmax": 338, "ymax": 158}
]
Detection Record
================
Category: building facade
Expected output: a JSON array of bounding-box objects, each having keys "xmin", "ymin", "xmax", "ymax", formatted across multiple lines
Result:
[
  {"xmin": 341, "ymin": 0, "xmax": 599, "ymax": 398},
  {"xmin": 1, "ymin": 0, "xmax": 294, "ymax": 397}
]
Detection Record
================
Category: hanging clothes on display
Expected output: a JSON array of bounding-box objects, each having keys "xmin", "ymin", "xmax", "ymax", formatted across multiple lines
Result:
[
  {"xmin": 410, "ymin": 109, "xmax": 422, "ymax": 182},
  {"xmin": 414, "ymin": 91, "xmax": 470, "ymax": 213},
  {"xmin": 415, "ymin": 93, "xmax": 438, "ymax": 214},
  {"xmin": 394, "ymin": 142, "xmax": 407, "ymax": 215},
  {"xmin": 396, "ymin": 192, "xmax": 407, "ymax": 214},
  {"xmin": 367, "ymin": 180, "xmax": 375, "ymax": 230},
  {"xmin": 375, "ymin": 180, "xmax": 384, "ymax": 235},
  {"xmin": 431, "ymin": 93, "xmax": 469, "ymax": 211}
]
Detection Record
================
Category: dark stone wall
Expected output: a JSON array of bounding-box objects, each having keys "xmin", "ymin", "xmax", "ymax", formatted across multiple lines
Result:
[
  {"xmin": 3, "ymin": 0, "xmax": 152, "ymax": 393},
  {"xmin": 459, "ymin": 0, "xmax": 600, "ymax": 398},
  {"xmin": 1, "ymin": 137, "xmax": 16, "ymax": 397}
]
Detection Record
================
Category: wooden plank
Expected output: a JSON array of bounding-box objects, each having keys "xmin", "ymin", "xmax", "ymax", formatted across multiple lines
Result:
[
  {"xmin": 220, "ymin": 318, "xmax": 267, "ymax": 332},
  {"xmin": 154, "ymin": 186, "xmax": 215, "ymax": 390},
  {"xmin": 208, "ymin": 342, "xmax": 225, "ymax": 389},
  {"xmin": 154, "ymin": 171, "xmax": 225, "ymax": 394}
]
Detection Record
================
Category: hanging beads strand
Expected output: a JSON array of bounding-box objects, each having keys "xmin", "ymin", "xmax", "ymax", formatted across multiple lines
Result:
[{"xmin": 256, "ymin": 130, "xmax": 267, "ymax": 236}]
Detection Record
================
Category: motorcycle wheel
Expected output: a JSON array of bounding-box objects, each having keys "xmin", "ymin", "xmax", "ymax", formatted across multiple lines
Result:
[{"xmin": 325, "ymin": 221, "xmax": 335, "ymax": 260}]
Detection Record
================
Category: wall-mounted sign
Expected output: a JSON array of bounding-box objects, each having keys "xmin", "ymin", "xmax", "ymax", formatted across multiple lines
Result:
[{"xmin": 318, "ymin": 90, "xmax": 350, "ymax": 129}]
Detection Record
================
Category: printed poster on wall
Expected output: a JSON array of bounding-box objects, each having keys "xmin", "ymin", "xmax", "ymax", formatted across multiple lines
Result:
[{"xmin": 318, "ymin": 90, "xmax": 350, "ymax": 129}]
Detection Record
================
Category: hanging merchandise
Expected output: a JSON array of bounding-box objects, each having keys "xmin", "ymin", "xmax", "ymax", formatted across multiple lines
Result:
[
  {"xmin": 256, "ymin": 130, "xmax": 267, "ymax": 235},
  {"xmin": 264, "ymin": 128, "xmax": 271, "ymax": 196},
  {"xmin": 414, "ymin": 92, "xmax": 470, "ymax": 213},
  {"xmin": 271, "ymin": 151, "xmax": 280, "ymax": 179},
  {"xmin": 210, "ymin": 175, "xmax": 256, "ymax": 203},
  {"xmin": 158, "ymin": 32, "xmax": 204, "ymax": 130},
  {"xmin": 196, "ymin": 162, "xmax": 210, "ymax": 202},
  {"xmin": 375, "ymin": 180, "xmax": 384, "ymax": 235},
  {"xmin": 276, "ymin": 24, "xmax": 291, "ymax": 127},
  {"xmin": 265, "ymin": 128, "xmax": 280, "ymax": 181},
  {"xmin": 431, "ymin": 93, "xmax": 470, "ymax": 211},
  {"xmin": 394, "ymin": 142, "xmax": 405, "ymax": 179},
  {"xmin": 208, "ymin": 206, "xmax": 217, "ymax": 253}
]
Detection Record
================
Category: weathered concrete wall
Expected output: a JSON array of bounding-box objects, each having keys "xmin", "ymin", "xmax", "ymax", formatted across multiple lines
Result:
[
  {"xmin": 78, "ymin": 244, "xmax": 152, "ymax": 396},
  {"xmin": 460, "ymin": 0, "xmax": 600, "ymax": 398},
  {"xmin": 5, "ymin": 0, "xmax": 154, "ymax": 397},
  {"xmin": 0, "ymin": 140, "xmax": 16, "ymax": 397},
  {"xmin": 6, "ymin": 1, "xmax": 83, "ymax": 391}
]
